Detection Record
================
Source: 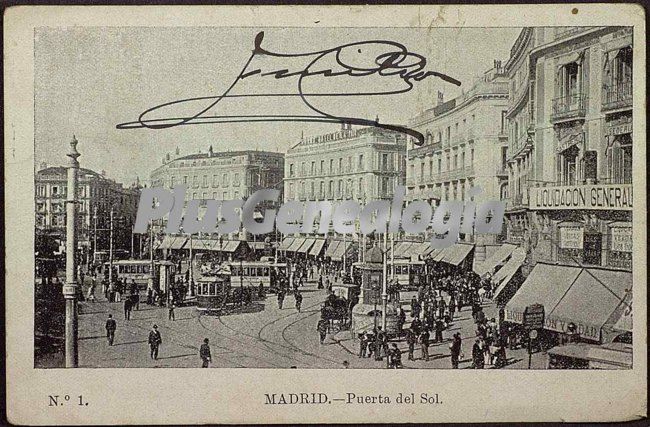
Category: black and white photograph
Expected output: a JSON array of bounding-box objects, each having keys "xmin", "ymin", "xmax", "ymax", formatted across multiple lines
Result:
[{"xmin": 32, "ymin": 24, "xmax": 635, "ymax": 370}]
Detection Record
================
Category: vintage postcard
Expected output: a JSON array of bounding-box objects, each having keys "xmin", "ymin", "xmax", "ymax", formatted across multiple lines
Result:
[{"xmin": 4, "ymin": 4, "xmax": 646, "ymax": 424}]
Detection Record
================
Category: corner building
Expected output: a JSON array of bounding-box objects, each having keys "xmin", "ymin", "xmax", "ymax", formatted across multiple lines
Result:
[
  {"xmin": 504, "ymin": 27, "xmax": 633, "ymax": 271},
  {"xmin": 408, "ymin": 63, "xmax": 510, "ymax": 249}
]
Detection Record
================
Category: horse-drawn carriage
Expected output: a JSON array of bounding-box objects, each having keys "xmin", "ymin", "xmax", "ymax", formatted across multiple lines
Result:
[{"xmin": 320, "ymin": 293, "xmax": 357, "ymax": 332}]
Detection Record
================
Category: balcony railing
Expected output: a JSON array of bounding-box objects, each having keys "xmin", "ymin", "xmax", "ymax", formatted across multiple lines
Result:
[
  {"xmin": 551, "ymin": 93, "xmax": 587, "ymax": 122},
  {"xmin": 602, "ymin": 79, "xmax": 632, "ymax": 111}
]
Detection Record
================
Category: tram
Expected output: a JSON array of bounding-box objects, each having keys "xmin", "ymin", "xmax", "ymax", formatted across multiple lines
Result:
[
  {"xmin": 104, "ymin": 259, "xmax": 176, "ymax": 291},
  {"xmin": 227, "ymin": 260, "xmax": 288, "ymax": 293},
  {"xmin": 388, "ymin": 259, "xmax": 425, "ymax": 290},
  {"xmin": 196, "ymin": 267, "xmax": 256, "ymax": 314}
]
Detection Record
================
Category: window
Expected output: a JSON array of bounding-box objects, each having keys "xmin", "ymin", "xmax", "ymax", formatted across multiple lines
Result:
[
  {"xmin": 320, "ymin": 160, "xmax": 324, "ymax": 174},
  {"xmin": 420, "ymin": 162, "xmax": 424, "ymax": 178},
  {"xmin": 608, "ymin": 136, "xmax": 632, "ymax": 184},
  {"xmin": 289, "ymin": 164, "xmax": 295, "ymax": 177},
  {"xmin": 559, "ymin": 145, "xmax": 579, "ymax": 185},
  {"xmin": 358, "ymin": 178, "xmax": 363, "ymax": 196},
  {"xmin": 301, "ymin": 162, "xmax": 306, "ymax": 175},
  {"xmin": 310, "ymin": 161, "xmax": 315, "ymax": 175},
  {"xmin": 446, "ymin": 154, "xmax": 450, "ymax": 171},
  {"xmin": 348, "ymin": 156, "xmax": 352, "ymax": 172},
  {"xmin": 233, "ymin": 173, "xmax": 240, "ymax": 186},
  {"xmin": 213, "ymin": 192, "xmax": 218, "ymax": 199},
  {"xmin": 438, "ymin": 158, "xmax": 442, "ymax": 174},
  {"xmin": 338, "ymin": 158, "xmax": 343, "ymax": 172},
  {"xmin": 329, "ymin": 159, "xmax": 334, "ymax": 174},
  {"xmin": 319, "ymin": 181, "xmax": 324, "ymax": 198},
  {"xmin": 234, "ymin": 191, "xmax": 239, "ymax": 199},
  {"xmin": 288, "ymin": 183, "xmax": 294, "ymax": 199},
  {"xmin": 183, "ymin": 176, "xmax": 188, "ymax": 185},
  {"xmin": 453, "ymin": 154, "xmax": 458, "ymax": 170},
  {"xmin": 202, "ymin": 192, "xmax": 207, "ymax": 199},
  {"xmin": 446, "ymin": 126, "xmax": 451, "ymax": 143},
  {"xmin": 358, "ymin": 154, "xmax": 364, "ymax": 170},
  {"xmin": 501, "ymin": 111, "xmax": 508, "ymax": 134},
  {"xmin": 410, "ymin": 164, "xmax": 415, "ymax": 180},
  {"xmin": 470, "ymin": 148, "xmax": 474, "ymax": 165},
  {"xmin": 429, "ymin": 160, "xmax": 434, "ymax": 177},
  {"xmin": 222, "ymin": 173, "xmax": 229, "ymax": 186},
  {"xmin": 213, "ymin": 175, "xmax": 219, "ymax": 187},
  {"xmin": 381, "ymin": 177, "xmax": 390, "ymax": 197},
  {"xmin": 382, "ymin": 153, "xmax": 389, "ymax": 171},
  {"xmin": 310, "ymin": 182, "xmax": 315, "ymax": 198},
  {"xmin": 337, "ymin": 180, "xmax": 342, "ymax": 197},
  {"xmin": 202, "ymin": 175, "xmax": 208, "ymax": 187},
  {"xmin": 328, "ymin": 181, "xmax": 333, "ymax": 198},
  {"xmin": 193, "ymin": 176, "xmax": 199, "ymax": 188}
]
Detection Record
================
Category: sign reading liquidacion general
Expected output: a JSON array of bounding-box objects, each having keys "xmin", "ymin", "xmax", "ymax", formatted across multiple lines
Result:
[{"xmin": 529, "ymin": 184, "xmax": 632, "ymax": 210}]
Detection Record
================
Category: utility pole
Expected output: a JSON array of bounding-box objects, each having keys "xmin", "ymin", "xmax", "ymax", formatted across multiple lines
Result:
[
  {"xmin": 188, "ymin": 233, "xmax": 194, "ymax": 297},
  {"xmin": 108, "ymin": 207, "xmax": 114, "ymax": 287},
  {"xmin": 131, "ymin": 224, "xmax": 134, "ymax": 259},
  {"xmin": 390, "ymin": 233, "xmax": 395, "ymax": 279},
  {"xmin": 64, "ymin": 135, "xmax": 80, "ymax": 368},
  {"xmin": 381, "ymin": 230, "xmax": 388, "ymax": 331},
  {"xmin": 93, "ymin": 205, "xmax": 97, "ymax": 265}
]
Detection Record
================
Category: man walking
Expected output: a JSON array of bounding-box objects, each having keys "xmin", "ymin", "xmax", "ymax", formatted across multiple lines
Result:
[
  {"xmin": 420, "ymin": 328, "xmax": 430, "ymax": 362},
  {"xmin": 168, "ymin": 300, "xmax": 175, "ymax": 321},
  {"xmin": 405, "ymin": 328, "xmax": 417, "ymax": 361},
  {"xmin": 358, "ymin": 331, "xmax": 369, "ymax": 358},
  {"xmin": 148, "ymin": 324, "xmax": 162, "ymax": 360},
  {"xmin": 123, "ymin": 297, "xmax": 132, "ymax": 320},
  {"xmin": 200, "ymin": 338, "xmax": 212, "ymax": 368},
  {"xmin": 277, "ymin": 290, "xmax": 285, "ymax": 310},
  {"xmin": 294, "ymin": 291, "xmax": 303, "ymax": 313},
  {"xmin": 105, "ymin": 314, "xmax": 116, "ymax": 346},
  {"xmin": 317, "ymin": 318, "xmax": 328, "ymax": 344},
  {"xmin": 450, "ymin": 332, "xmax": 462, "ymax": 369}
]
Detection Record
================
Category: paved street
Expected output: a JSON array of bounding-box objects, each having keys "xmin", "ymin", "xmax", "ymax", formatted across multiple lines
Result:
[{"xmin": 36, "ymin": 278, "xmax": 548, "ymax": 369}]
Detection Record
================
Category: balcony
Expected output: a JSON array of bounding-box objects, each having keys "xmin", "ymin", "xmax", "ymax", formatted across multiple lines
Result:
[
  {"xmin": 602, "ymin": 80, "xmax": 632, "ymax": 111},
  {"xmin": 551, "ymin": 94, "xmax": 587, "ymax": 122}
]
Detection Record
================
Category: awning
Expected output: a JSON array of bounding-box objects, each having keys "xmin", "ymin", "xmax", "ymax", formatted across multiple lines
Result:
[
  {"xmin": 505, "ymin": 263, "xmax": 582, "ymax": 324},
  {"xmin": 154, "ymin": 235, "xmax": 175, "ymax": 250},
  {"xmin": 546, "ymin": 268, "xmax": 631, "ymax": 341},
  {"xmin": 331, "ymin": 240, "xmax": 353, "ymax": 261},
  {"xmin": 188, "ymin": 238, "xmax": 216, "ymax": 251},
  {"xmin": 309, "ymin": 239, "xmax": 326, "ymax": 257},
  {"xmin": 248, "ymin": 242, "xmax": 266, "ymax": 251},
  {"xmin": 221, "ymin": 240, "xmax": 244, "ymax": 253},
  {"xmin": 287, "ymin": 238, "xmax": 305, "ymax": 252},
  {"xmin": 297, "ymin": 238, "xmax": 316, "ymax": 254},
  {"xmin": 168, "ymin": 236, "xmax": 188, "ymax": 250},
  {"xmin": 432, "ymin": 243, "xmax": 474, "ymax": 266},
  {"xmin": 546, "ymin": 343, "xmax": 632, "ymax": 369},
  {"xmin": 324, "ymin": 240, "xmax": 341, "ymax": 258},
  {"xmin": 491, "ymin": 247, "xmax": 527, "ymax": 301},
  {"xmin": 474, "ymin": 243, "xmax": 517, "ymax": 276},
  {"xmin": 278, "ymin": 237, "xmax": 294, "ymax": 251}
]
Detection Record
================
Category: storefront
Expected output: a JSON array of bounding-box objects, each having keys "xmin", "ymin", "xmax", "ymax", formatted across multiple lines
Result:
[{"xmin": 504, "ymin": 262, "xmax": 632, "ymax": 344}]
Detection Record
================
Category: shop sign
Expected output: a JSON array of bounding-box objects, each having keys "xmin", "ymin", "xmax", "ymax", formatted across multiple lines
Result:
[
  {"xmin": 611, "ymin": 226, "xmax": 632, "ymax": 252},
  {"xmin": 559, "ymin": 226, "xmax": 583, "ymax": 249},
  {"xmin": 523, "ymin": 304, "xmax": 545, "ymax": 330},
  {"xmin": 530, "ymin": 184, "xmax": 633, "ymax": 210},
  {"xmin": 606, "ymin": 116, "xmax": 632, "ymax": 136}
]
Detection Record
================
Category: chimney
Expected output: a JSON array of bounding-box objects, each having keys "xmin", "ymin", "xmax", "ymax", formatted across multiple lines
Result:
[
  {"xmin": 175, "ymin": 146, "xmax": 180, "ymax": 155},
  {"xmin": 208, "ymin": 145, "xmax": 213, "ymax": 157},
  {"xmin": 166, "ymin": 153, "xmax": 170, "ymax": 161},
  {"xmin": 437, "ymin": 91, "xmax": 444, "ymax": 106},
  {"xmin": 101, "ymin": 169, "xmax": 106, "ymax": 176}
]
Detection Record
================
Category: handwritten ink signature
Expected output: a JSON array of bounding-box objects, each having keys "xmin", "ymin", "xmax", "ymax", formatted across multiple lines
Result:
[{"xmin": 116, "ymin": 31, "xmax": 461, "ymax": 145}]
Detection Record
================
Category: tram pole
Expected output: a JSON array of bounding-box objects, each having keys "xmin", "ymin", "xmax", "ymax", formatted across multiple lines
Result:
[
  {"xmin": 108, "ymin": 207, "xmax": 114, "ymax": 288},
  {"xmin": 64, "ymin": 135, "xmax": 80, "ymax": 368},
  {"xmin": 381, "ymin": 230, "xmax": 388, "ymax": 331}
]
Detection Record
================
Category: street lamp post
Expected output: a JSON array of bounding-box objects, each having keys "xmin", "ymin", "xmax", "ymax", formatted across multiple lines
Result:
[
  {"xmin": 64, "ymin": 135, "xmax": 80, "ymax": 368},
  {"xmin": 381, "ymin": 230, "xmax": 388, "ymax": 331},
  {"xmin": 93, "ymin": 205, "xmax": 98, "ymax": 265},
  {"xmin": 108, "ymin": 207, "xmax": 114, "ymax": 288}
]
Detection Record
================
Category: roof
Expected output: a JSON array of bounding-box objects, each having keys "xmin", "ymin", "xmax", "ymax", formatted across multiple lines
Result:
[
  {"xmin": 431, "ymin": 243, "xmax": 475, "ymax": 266},
  {"xmin": 174, "ymin": 150, "xmax": 283, "ymax": 162},
  {"xmin": 547, "ymin": 343, "xmax": 632, "ymax": 368}
]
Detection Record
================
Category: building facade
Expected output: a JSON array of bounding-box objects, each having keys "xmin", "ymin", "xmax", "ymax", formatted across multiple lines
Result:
[
  {"xmin": 35, "ymin": 165, "xmax": 141, "ymax": 259},
  {"xmin": 504, "ymin": 26, "xmax": 633, "ymax": 271},
  {"xmin": 150, "ymin": 146, "xmax": 285, "ymax": 201},
  {"xmin": 284, "ymin": 124, "xmax": 407, "ymax": 203},
  {"xmin": 408, "ymin": 62, "xmax": 510, "ymax": 247}
]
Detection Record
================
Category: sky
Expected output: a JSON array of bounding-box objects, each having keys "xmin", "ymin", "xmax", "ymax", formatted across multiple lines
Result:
[{"xmin": 35, "ymin": 26, "xmax": 521, "ymax": 185}]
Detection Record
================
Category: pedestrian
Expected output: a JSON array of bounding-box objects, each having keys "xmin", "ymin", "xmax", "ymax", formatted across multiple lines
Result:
[
  {"xmin": 450, "ymin": 332, "xmax": 462, "ymax": 369},
  {"xmin": 79, "ymin": 269, "xmax": 85, "ymax": 287},
  {"xmin": 434, "ymin": 318, "xmax": 444, "ymax": 343},
  {"xmin": 377, "ymin": 327, "xmax": 388, "ymax": 360},
  {"xmin": 108, "ymin": 282, "xmax": 115, "ymax": 303},
  {"xmin": 317, "ymin": 275, "xmax": 323, "ymax": 290},
  {"xmin": 317, "ymin": 318, "xmax": 328, "ymax": 344},
  {"xmin": 115, "ymin": 279, "xmax": 122, "ymax": 302},
  {"xmin": 389, "ymin": 343, "xmax": 402, "ymax": 368},
  {"xmin": 168, "ymin": 300, "xmax": 175, "ymax": 321},
  {"xmin": 405, "ymin": 328, "xmax": 417, "ymax": 361},
  {"xmin": 411, "ymin": 297, "xmax": 421, "ymax": 319},
  {"xmin": 148, "ymin": 324, "xmax": 162, "ymax": 360},
  {"xmin": 277, "ymin": 291, "xmax": 285, "ymax": 310},
  {"xmin": 472, "ymin": 338, "xmax": 485, "ymax": 369},
  {"xmin": 200, "ymin": 338, "xmax": 211, "ymax": 368},
  {"xmin": 420, "ymin": 328, "xmax": 430, "ymax": 361},
  {"xmin": 105, "ymin": 314, "xmax": 116, "ymax": 346},
  {"xmin": 87, "ymin": 277, "xmax": 97, "ymax": 302},
  {"xmin": 294, "ymin": 291, "xmax": 303, "ymax": 312},
  {"xmin": 147, "ymin": 287, "xmax": 153, "ymax": 305},
  {"xmin": 123, "ymin": 297, "xmax": 132, "ymax": 320},
  {"xmin": 358, "ymin": 331, "xmax": 368, "ymax": 358}
]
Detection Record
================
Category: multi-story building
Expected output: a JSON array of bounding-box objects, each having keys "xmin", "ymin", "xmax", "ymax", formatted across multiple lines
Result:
[
  {"xmin": 504, "ymin": 26, "xmax": 633, "ymax": 271},
  {"xmin": 35, "ymin": 165, "xmax": 141, "ymax": 259},
  {"xmin": 284, "ymin": 124, "xmax": 407, "ymax": 203},
  {"xmin": 150, "ymin": 146, "xmax": 285, "ymax": 200},
  {"xmin": 408, "ymin": 62, "xmax": 510, "ymax": 247}
]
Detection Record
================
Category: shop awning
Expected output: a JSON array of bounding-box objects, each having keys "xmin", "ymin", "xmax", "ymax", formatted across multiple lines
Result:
[
  {"xmin": 297, "ymin": 238, "xmax": 316, "ymax": 254},
  {"xmin": 278, "ymin": 237, "xmax": 294, "ymax": 251},
  {"xmin": 491, "ymin": 247, "xmax": 527, "ymax": 301},
  {"xmin": 248, "ymin": 242, "xmax": 266, "ymax": 251},
  {"xmin": 505, "ymin": 263, "xmax": 582, "ymax": 324},
  {"xmin": 167, "ymin": 236, "xmax": 188, "ymax": 250},
  {"xmin": 432, "ymin": 243, "xmax": 474, "ymax": 266},
  {"xmin": 221, "ymin": 240, "xmax": 245, "ymax": 253},
  {"xmin": 287, "ymin": 238, "xmax": 305, "ymax": 252},
  {"xmin": 331, "ymin": 240, "xmax": 353, "ymax": 261},
  {"xmin": 546, "ymin": 342, "xmax": 632, "ymax": 369},
  {"xmin": 154, "ymin": 235, "xmax": 175, "ymax": 250},
  {"xmin": 474, "ymin": 243, "xmax": 517, "ymax": 276},
  {"xmin": 546, "ymin": 268, "xmax": 631, "ymax": 341},
  {"xmin": 309, "ymin": 239, "xmax": 326, "ymax": 257},
  {"xmin": 324, "ymin": 240, "xmax": 340, "ymax": 258}
]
